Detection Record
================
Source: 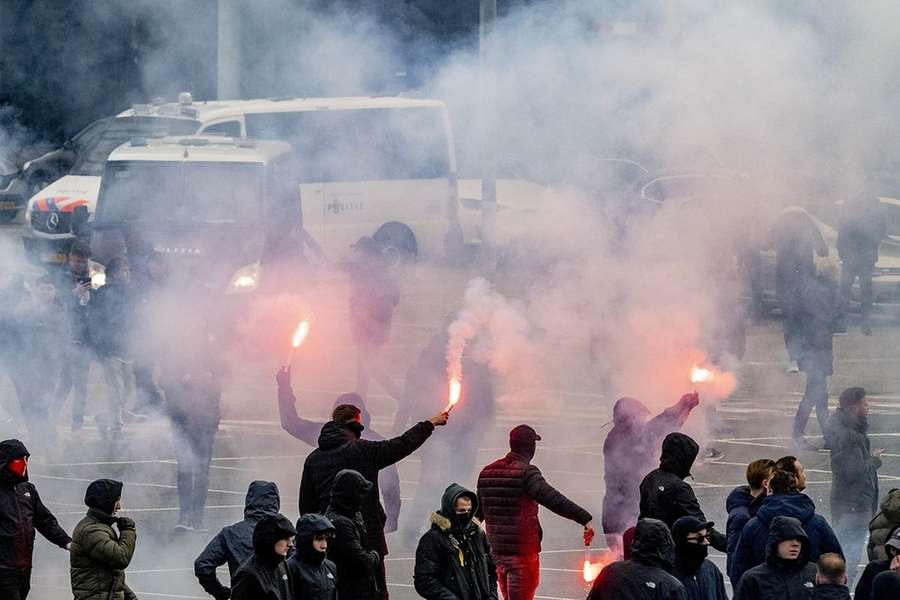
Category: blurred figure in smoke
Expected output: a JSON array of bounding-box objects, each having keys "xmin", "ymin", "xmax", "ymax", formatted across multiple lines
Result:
[
  {"xmin": 413, "ymin": 483, "xmax": 498, "ymax": 600},
  {"xmin": 14, "ymin": 274, "xmax": 66, "ymax": 449},
  {"xmin": 51, "ymin": 240, "xmax": 94, "ymax": 432},
  {"xmin": 161, "ymin": 314, "xmax": 223, "ymax": 533},
  {"xmin": 602, "ymin": 393, "xmax": 698, "ymax": 557},
  {"xmin": 0, "ymin": 274, "xmax": 27, "ymax": 429},
  {"xmin": 395, "ymin": 329, "xmax": 496, "ymax": 547},
  {"xmin": 638, "ymin": 433, "xmax": 727, "ymax": 551},
  {"xmin": 194, "ymin": 481, "xmax": 281, "ymax": 600},
  {"xmin": 836, "ymin": 193, "xmax": 885, "ymax": 336},
  {"xmin": 89, "ymin": 256, "xmax": 135, "ymax": 440},
  {"xmin": 70, "ymin": 478, "xmax": 137, "ymax": 600},
  {"xmin": 128, "ymin": 250, "xmax": 168, "ymax": 419},
  {"xmin": 0, "ymin": 439, "xmax": 72, "ymax": 600},
  {"xmin": 671, "ymin": 516, "xmax": 728, "ymax": 600},
  {"xmin": 286, "ymin": 514, "xmax": 338, "ymax": 600},
  {"xmin": 586, "ymin": 518, "xmax": 686, "ymax": 600},
  {"xmin": 477, "ymin": 425, "xmax": 594, "ymax": 600},
  {"xmin": 276, "ymin": 367, "xmax": 401, "ymax": 534},
  {"xmin": 230, "ymin": 514, "xmax": 296, "ymax": 600},
  {"xmin": 769, "ymin": 206, "xmax": 828, "ymax": 373},
  {"xmin": 793, "ymin": 261, "xmax": 839, "ymax": 450},
  {"xmin": 725, "ymin": 458, "xmax": 775, "ymax": 584},
  {"xmin": 345, "ymin": 236, "xmax": 403, "ymax": 404}
]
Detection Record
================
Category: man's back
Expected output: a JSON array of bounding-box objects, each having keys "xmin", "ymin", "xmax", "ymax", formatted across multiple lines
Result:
[
  {"xmin": 477, "ymin": 452, "xmax": 538, "ymax": 556},
  {"xmin": 587, "ymin": 559, "xmax": 686, "ymax": 600}
]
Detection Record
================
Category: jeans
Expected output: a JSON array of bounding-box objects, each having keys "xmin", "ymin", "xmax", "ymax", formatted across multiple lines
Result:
[
  {"xmin": 0, "ymin": 569, "xmax": 31, "ymax": 600},
  {"xmin": 496, "ymin": 554, "xmax": 540, "ymax": 600},
  {"xmin": 53, "ymin": 341, "xmax": 92, "ymax": 428},
  {"xmin": 839, "ymin": 260, "xmax": 874, "ymax": 325},
  {"xmin": 172, "ymin": 424, "xmax": 216, "ymax": 527},
  {"xmin": 793, "ymin": 369, "xmax": 829, "ymax": 439},
  {"xmin": 100, "ymin": 356, "xmax": 132, "ymax": 433},
  {"xmin": 833, "ymin": 507, "xmax": 871, "ymax": 586}
]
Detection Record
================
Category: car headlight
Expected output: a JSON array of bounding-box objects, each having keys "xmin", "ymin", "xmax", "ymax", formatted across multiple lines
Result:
[{"xmin": 226, "ymin": 262, "xmax": 260, "ymax": 294}]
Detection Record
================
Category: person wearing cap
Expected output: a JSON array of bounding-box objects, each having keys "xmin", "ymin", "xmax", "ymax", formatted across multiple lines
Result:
[
  {"xmin": 671, "ymin": 516, "xmax": 728, "ymax": 600},
  {"xmin": 325, "ymin": 469, "xmax": 382, "ymax": 599},
  {"xmin": 70, "ymin": 479, "xmax": 137, "ymax": 600},
  {"xmin": 0, "ymin": 439, "xmax": 71, "ymax": 600},
  {"xmin": 477, "ymin": 425, "xmax": 594, "ymax": 600},
  {"xmin": 230, "ymin": 513, "xmax": 296, "ymax": 600},
  {"xmin": 287, "ymin": 513, "xmax": 338, "ymax": 600},
  {"xmin": 855, "ymin": 527, "xmax": 900, "ymax": 600}
]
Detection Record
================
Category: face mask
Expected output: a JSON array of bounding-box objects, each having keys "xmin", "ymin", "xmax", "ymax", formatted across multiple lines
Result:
[
  {"xmin": 676, "ymin": 541, "xmax": 708, "ymax": 572},
  {"xmin": 452, "ymin": 511, "xmax": 473, "ymax": 531},
  {"xmin": 7, "ymin": 458, "xmax": 27, "ymax": 479}
]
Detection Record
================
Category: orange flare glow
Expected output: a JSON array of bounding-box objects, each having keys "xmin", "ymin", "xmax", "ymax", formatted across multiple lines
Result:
[
  {"xmin": 691, "ymin": 365, "xmax": 713, "ymax": 384},
  {"xmin": 446, "ymin": 378, "xmax": 461, "ymax": 412},
  {"xmin": 292, "ymin": 320, "xmax": 310, "ymax": 348},
  {"xmin": 582, "ymin": 559, "xmax": 604, "ymax": 582}
]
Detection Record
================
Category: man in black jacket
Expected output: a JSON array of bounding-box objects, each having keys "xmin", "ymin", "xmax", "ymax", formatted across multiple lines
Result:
[
  {"xmin": 734, "ymin": 516, "xmax": 817, "ymax": 600},
  {"xmin": 638, "ymin": 432, "xmax": 727, "ymax": 551},
  {"xmin": 194, "ymin": 481, "xmax": 281, "ymax": 600},
  {"xmin": 325, "ymin": 469, "xmax": 382, "ymax": 600},
  {"xmin": 0, "ymin": 439, "xmax": 72, "ymax": 600},
  {"xmin": 299, "ymin": 408, "xmax": 448, "ymax": 598},
  {"xmin": 414, "ymin": 483, "xmax": 498, "ymax": 600},
  {"xmin": 276, "ymin": 366, "xmax": 401, "ymax": 533},
  {"xmin": 827, "ymin": 387, "xmax": 882, "ymax": 583},
  {"xmin": 671, "ymin": 516, "xmax": 728, "ymax": 600},
  {"xmin": 230, "ymin": 514, "xmax": 296, "ymax": 600},
  {"xmin": 587, "ymin": 518, "xmax": 686, "ymax": 600},
  {"xmin": 287, "ymin": 513, "xmax": 337, "ymax": 600},
  {"xmin": 856, "ymin": 528, "xmax": 900, "ymax": 600},
  {"xmin": 477, "ymin": 425, "xmax": 594, "ymax": 600},
  {"xmin": 813, "ymin": 553, "xmax": 850, "ymax": 600},
  {"xmin": 725, "ymin": 458, "xmax": 774, "ymax": 584}
]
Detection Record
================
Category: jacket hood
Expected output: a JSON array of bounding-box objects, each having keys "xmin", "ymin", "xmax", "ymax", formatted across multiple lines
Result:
[
  {"xmin": 0, "ymin": 439, "xmax": 30, "ymax": 483},
  {"xmin": 765, "ymin": 516, "xmax": 810, "ymax": 566},
  {"xmin": 726, "ymin": 485, "xmax": 754, "ymax": 513},
  {"xmin": 880, "ymin": 488, "xmax": 900, "ymax": 522},
  {"xmin": 612, "ymin": 397, "xmax": 650, "ymax": 426},
  {"xmin": 244, "ymin": 481, "xmax": 280, "ymax": 520},
  {"xmin": 440, "ymin": 482, "xmax": 479, "ymax": 517},
  {"xmin": 631, "ymin": 518, "xmax": 676, "ymax": 570},
  {"xmin": 296, "ymin": 513, "xmax": 335, "ymax": 542},
  {"xmin": 330, "ymin": 469, "xmax": 372, "ymax": 514},
  {"xmin": 252, "ymin": 514, "xmax": 296, "ymax": 563},
  {"xmin": 756, "ymin": 492, "xmax": 816, "ymax": 526},
  {"xmin": 317, "ymin": 421, "xmax": 357, "ymax": 451},
  {"xmin": 84, "ymin": 479, "xmax": 123, "ymax": 516},
  {"xmin": 659, "ymin": 432, "xmax": 699, "ymax": 479}
]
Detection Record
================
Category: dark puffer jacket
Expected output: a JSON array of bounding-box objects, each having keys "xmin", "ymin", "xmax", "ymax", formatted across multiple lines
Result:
[
  {"xmin": 194, "ymin": 481, "xmax": 280, "ymax": 599},
  {"xmin": 286, "ymin": 513, "xmax": 337, "ymax": 600},
  {"xmin": 325, "ymin": 470, "xmax": 381, "ymax": 600},
  {"xmin": 587, "ymin": 518, "xmax": 687, "ymax": 600},
  {"xmin": 0, "ymin": 439, "xmax": 71, "ymax": 572},
  {"xmin": 733, "ymin": 516, "xmax": 817, "ymax": 600},
  {"xmin": 477, "ymin": 451, "xmax": 592, "ymax": 556},
  {"xmin": 88, "ymin": 281, "xmax": 135, "ymax": 359},
  {"xmin": 230, "ymin": 514, "xmax": 296, "ymax": 600},
  {"xmin": 872, "ymin": 570, "xmax": 900, "ymax": 599},
  {"xmin": 827, "ymin": 408, "xmax": 880, "ymax": 517},
  {"xmin": 299, "ymin": 419, "xmax": 435, "ymax": 555},
  {"xmin": 638, "ymin": 433, "xmax": 726, "ymax": 551},
  {"xmin": 414, "ymin": 483, "xmax": 498, "ymax": 600},
  {"xmin": 70, "ymin": 479, "xmax": 137, "ymax": 600},
  {"xmin": 868, "ymin": 489, "xmax": 900, "ymax": 560},
  {"xmin": 726, "ymin": 486, "xmax": 765, "ymax": 583},
  {"xmin": 671, "ymin": 518, "xmax": 728, "ymax": 600},
  {"xmin": 732, "ymin": 492, "xmax": 843, "ymax": 583}
]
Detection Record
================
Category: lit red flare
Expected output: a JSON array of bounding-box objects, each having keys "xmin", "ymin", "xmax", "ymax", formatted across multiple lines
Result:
[
  {"xmin": 691, "ymin": 365, "xmax": 713, "ymax": 384},
  {"xmin": 582, "ymin": 559, "xmax": 605, "ymax": 583},
  {"xmin": 292, "ymin": 320, "xmax": 311, "ymax": 348},
  {"xmin": 446, "ymin": 377, "xmax": 461, "ymax": 412}
]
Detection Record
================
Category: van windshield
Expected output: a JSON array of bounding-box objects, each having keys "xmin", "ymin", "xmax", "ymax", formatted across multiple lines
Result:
[
  {"xmin": 98, "ymin": 161, "xmax": 263, "ymax": 224},
  {"xmin": 245, "ymin": 107, "xmax": 450, "ymax": 182}
]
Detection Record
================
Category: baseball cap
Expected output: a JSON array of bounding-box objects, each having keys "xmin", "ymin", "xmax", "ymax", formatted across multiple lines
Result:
[
  {"xmin": 510, "ymin": 425, "xmax": 541, "ymax": 444},
  {"xmin": 886, "ymin": 528, "xmax": 900, "ymax": 553}
]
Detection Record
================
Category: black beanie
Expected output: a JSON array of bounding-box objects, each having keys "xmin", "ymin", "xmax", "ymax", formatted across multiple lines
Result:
[{"xmin": 85, "ymin": 479, "xmax": 123, "ymax": 516}]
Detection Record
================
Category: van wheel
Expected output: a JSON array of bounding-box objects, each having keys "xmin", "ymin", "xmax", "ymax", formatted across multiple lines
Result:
[{"xmin": 373, "ymin": 222, "xmax": 417, "ymax": 266}]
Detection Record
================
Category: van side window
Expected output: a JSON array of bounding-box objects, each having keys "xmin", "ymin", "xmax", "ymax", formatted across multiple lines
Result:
[{"xmin": 201, "ymin": 121, "xmax": 242, "ymax": 137}]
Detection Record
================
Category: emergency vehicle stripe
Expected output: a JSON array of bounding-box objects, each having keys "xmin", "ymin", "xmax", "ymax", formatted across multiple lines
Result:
[
  {"xmin": 54, "ymin": 197, "xmax": 84, "ymax": 210},
  {"xmin": 60, "ymin": 199, "xmax": 88, "ymax": 213}
]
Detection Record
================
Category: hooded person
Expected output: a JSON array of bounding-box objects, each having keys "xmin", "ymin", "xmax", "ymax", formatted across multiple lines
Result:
[
  {"xmin": 638, "ymin": 432, "xmax": 727, "ymax": 552},
  {"xmin": 602, "ymin": 393, "xmax": 699, "ymax": 555},
  {"xmin": 725, "ymin": 458, "xmax": 774, "ymax": 583},
  {"xmin": 70, "ymin": 479, "xmax": 137, "ymax": 600},
  {"xmin": 0, "ymin": 439, "xmax": 71, "ymax": 600},
  {"xmin": 732, "ymin": 468, "xmax": 843, "ymax": 583},
  {"xmin": 869, "ymin": 489, "xmax": 900, "ymax": 561},
  {"xmin": 855, "ymin": 527, "xmax": 900, "ymax": 600},
  {"xmin": 872, "ymin": 568, "xmax": 900, "ymax": 600},
  {"xmin": 286, "ymin": 513, "xmax": 337, "ymax": 600},
  {"xmin": 734, "ymin": 516, "xmax": 817, "ymax": 600},
  {"xmin": 414, "ymin": 483, "xmax": 498, "ymax": 600},
  {"xmin": 587, "ymin": 518, "xmax": 687, "ymax": 600},
  {"xmin": 477, "ymin": 425, "xmax": 594, "ymax": 600},
  {"xmin": 230, "ymin": 514, "xmax": 296, "ymax": 600},
  {"xmin": 194, "ymin": 481, "xmax": 281, "ymax": 600},
  {"xmin": 670, "ymin": 516, "xmax": 728, "ymax": 600},
  {"xmin": 324, "ymin": 469, "xmax": 382, "ymax": 600},
  {"xmin": 276, "ymin": 367, "xmax": 402, "ymax": 533}
]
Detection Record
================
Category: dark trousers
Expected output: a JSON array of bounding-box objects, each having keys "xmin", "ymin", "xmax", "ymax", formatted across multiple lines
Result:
[
  {"xmin": 839, "ymin": 260, "xmax": 874, "ymax": 324},
  {"xmin": 793, "ymin": 368, "xmax": 829, "ymax": 438},
  {"xmin": 0, "ymin": 569, "xmax": 31, "ymax": 600},
  {"xmin": 777, "ymin": 272, "xmax": 804, "ymax": 362},
  {"xmin": 53, "ymin": 342, "xmax": 91, "ymax": 428},
  {"xmin": 496, "ymin": 553, "xmax": 540, "ymax": 600},
  {"xmin": 378, "ymin": 558, "xmax": 388, "ymax": 600},
  {"xmin": 172, "ymin": 425, "xmax": 216, "ymax": 527}
]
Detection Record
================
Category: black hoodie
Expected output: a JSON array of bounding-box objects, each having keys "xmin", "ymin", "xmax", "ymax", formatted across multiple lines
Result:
[
  {"xmin": 0, "ymin": 438, "xmax": 71, "ymax": 572},
  {"xmin": 231, "ymin": 514, "xmax": 296, "ymax": 600},
  {"xmin": 734, "ymin": 516, "xmax": 817, "ymax": 600},
  {"xmin": 195, "ymin": 481, "xmax": 281, "ymax": 599},
  {"xmin": 324, "ymin": 469, "xmax": 381, "ymax": 600},
  {"xmin": 638, "ymin": 433, "xmax": 727, "ymax": 551},
  {"xmin": 587, "ymin": 518, "xmax": 687, "ymax": 600},
  {"xmin": 286, "ymin": 513, "xmax": 337, "ymax": 600},
  {"xmin": 414, "ymin": 483, "xmax": 498, "ymax": 600}
]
